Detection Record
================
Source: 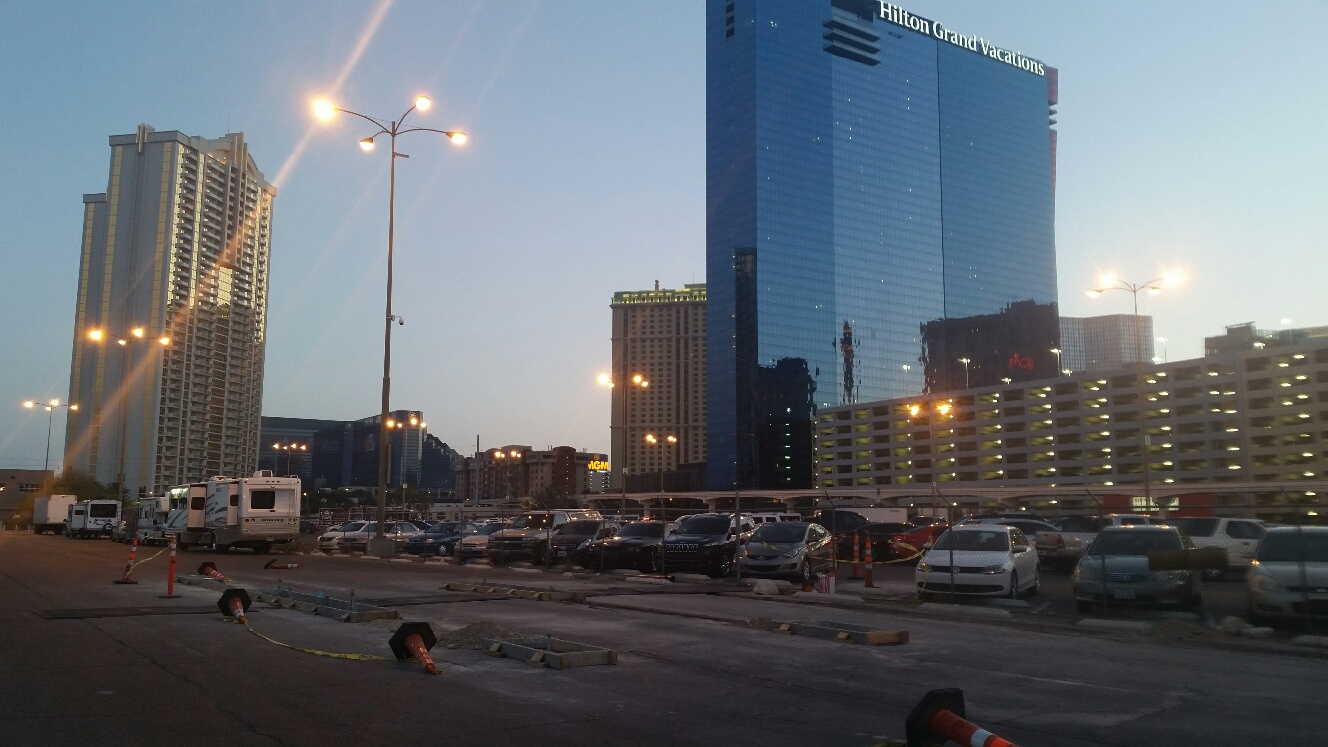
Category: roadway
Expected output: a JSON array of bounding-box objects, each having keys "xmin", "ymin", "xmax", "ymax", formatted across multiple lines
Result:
[{"xmin": 3, "ymin": 531, "xmax": 1327, "ymax": 746}]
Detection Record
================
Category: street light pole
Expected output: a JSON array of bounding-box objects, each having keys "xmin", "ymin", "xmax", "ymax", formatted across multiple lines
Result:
[
  {"xmin": 957, "ymin": 358, "xmax": 971, "ymax": 389},
  {"xmin": 313, "ymin": 95, "xmax": 466, "ymax": 558},
  {"xmin": 1088, "ymin": 272, "xmax": 1183, "ymax": 517},
  {"xmin": 23, "ymin": 399, "xmax": 78, "ymax": 475},
  {"xmin": 1050, "ymin": 348, "xmax": 1063, "ymax": 376}
]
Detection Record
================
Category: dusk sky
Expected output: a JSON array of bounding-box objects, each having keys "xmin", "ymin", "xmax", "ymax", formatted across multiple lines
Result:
[{"xmin": 3, "ymin": 1, "xmax": 1326, "ymax": 474}]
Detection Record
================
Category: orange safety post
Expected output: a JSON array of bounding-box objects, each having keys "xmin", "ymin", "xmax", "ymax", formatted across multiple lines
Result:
[
  {"xmin": 906, "ymin": 688, "xmax": 1019, "ymax": 747},
  {"xmin": 864, "ymin": 534, "xmax": 875, "ymax": 588},
  {"xmin": 114, "ymin": 537, "xmax": 140, "ymax": 584},
  {"xmin": 263, "ymin": 559, "xmax": 301, "ymax": 570},
  {"xmin": 849, "ymin": 531, "xmax": 862, "ymax": 580},
  {"xmin": 159, "ymin": 535, "xmax": 181, "ymax": 599},
  {"xmin": 389, "ymin": 622, "xmax": 441, "ymax": 675}
]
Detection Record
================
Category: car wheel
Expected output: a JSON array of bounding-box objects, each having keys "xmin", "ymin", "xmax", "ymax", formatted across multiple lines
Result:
[
  {"xmin": 710, "ymin": 554, "xmax": 734, "ymax": 579},
  {"xmin": 797, "ymin": 559, "xmax": 812, "ymax": 586},
  {"xmin": 1008, "ymin": 571, "xmax": 1020, "ymax": 600}
]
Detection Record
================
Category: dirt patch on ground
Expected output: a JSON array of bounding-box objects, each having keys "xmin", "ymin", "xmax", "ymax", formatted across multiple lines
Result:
[
  {"xmin": 1141, "ymin": 618, "xmax": 1230, "ymax": 644},
  {"xmin": 437, "ymin": 621, "xmax": 522, "ymax": 649},
  {"xmin": 739, "ymin": 617, "xmax": 780, "ymax": 631}
]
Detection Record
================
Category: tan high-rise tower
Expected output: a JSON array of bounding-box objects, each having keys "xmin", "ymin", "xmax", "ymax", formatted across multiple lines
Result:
[
  {"xmin": 65, "ymin": 125, "xmax": 275, "ymax": 496},
  {"xmin": 609, "ymin": 283, "xmax": 706, "ymax": 490}
]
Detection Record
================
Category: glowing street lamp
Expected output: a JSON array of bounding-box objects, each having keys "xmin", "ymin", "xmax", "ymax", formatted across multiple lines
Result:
[
  {"xmin": 22, "ymin": 398, "xmax": 78, "ymax": 474},
  {"xmin": 312, "ymin": 94, "xmax": 466, "ymax": 557}
]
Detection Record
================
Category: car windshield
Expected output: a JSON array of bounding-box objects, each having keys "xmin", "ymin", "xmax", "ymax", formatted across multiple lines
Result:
[
  {"xmin": 933, "ymin": 530, "xmax": 1010, "ymax": 552},
  {"xmin": 556, "ymin": 520, "xmax": 600, "ymax": 536},
  {"xmin": 339, "ymin": 522, "xmax": 367, "ymax": 532},
  {"xmin": 508, "ymin": 514, "xmax": 552, "ymax": 529},
  {"xmin": 427, "ymin": 521, "xmax": 458, "ymax": 533},
  {"xmin": 478, "ymin": 523, "xmax": 506, "ymax": 535},
  {"xmin": 1088, "ymin": 530, "xmax": 1183, "ymax": 556},
  {"xmin": 1258, "ymin": 531, "xmax": 1328, "ymax": 563},
  {"xmin": 617, "ymin": 522, "xmax": 665, "ymax": 538},
  {"xmin": 751, "ymin": 523, "xmax": 807, "ymax": 543},
  {"xmin": 675, "ymin": 516, "xmax": 731, "ymax": 535}
]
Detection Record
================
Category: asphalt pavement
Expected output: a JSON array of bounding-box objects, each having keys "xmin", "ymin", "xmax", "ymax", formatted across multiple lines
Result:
[{"xmin": 4, "ymin": 530, "xmax": 1328, "ymax": 746}]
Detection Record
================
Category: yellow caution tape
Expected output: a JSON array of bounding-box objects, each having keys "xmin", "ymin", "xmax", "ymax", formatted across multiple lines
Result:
[
  {"xmin": 220, "ymin": 615, "xmax": 393, "ymax": 661},
  {"xmin": 129, "ymin": 545, "xmax": 170, "ymax": 569}
]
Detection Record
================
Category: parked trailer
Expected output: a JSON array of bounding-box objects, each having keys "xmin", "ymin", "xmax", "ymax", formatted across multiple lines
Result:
[
  {"xmin": 32, "ymin": 495, "xmax": 79, "ymax": 534},
  {"xmin": 121, "ymin": 496, "xmax": 172, "ymax": 544},
  {"xmin": 193, "ymin": 471, "xmax": 299, "ymax": 554},
  {"xmin": 67, "ymin": 499, "xmax": 121, "ymax": 538}
]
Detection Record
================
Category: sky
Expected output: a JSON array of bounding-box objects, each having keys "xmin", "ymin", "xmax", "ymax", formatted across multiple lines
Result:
[{"xmin": 2, "ymin": 1, "xmax": 1326, "ymax": 474}]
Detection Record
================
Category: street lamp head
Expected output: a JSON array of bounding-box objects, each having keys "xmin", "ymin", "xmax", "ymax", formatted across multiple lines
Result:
[
  {"xmin": 49, "ymin": 398, "xmax": 60, "ymax": 407},
  {"xmin": 117, "ymin": 338, "xmax": 127, "ymax": 346},
  {"xmin": 159, "ymin": 336, "xmax": 170, "ymax": 346},
  {"xmin": 312, "ymin": 98, "xmax": 337, "ymax": 121},
  {"xmin": 69, "ymin": 404, "xmax": 78, "ymax": 411},
  {"xmin": 1049, "ymin": 348, "xmax": 1061, "ymax": 355},
  {"xmin": 273, "ymin": 443, "xmax": 281, "ymax": 449},
  {"xmin": 23, "ymin": 400, "xmax": 35, "ymax": 409},
  {"xmin": 1097, "ymin": 273, "xmax": 1117, "ymax": 289},
  {"xmin": 1146, "ymin": 287, "xmax": 1162, "ymax": 296},
  {"xmin": 132, "ymin": 327, "xmax": 144, "ymax": 338},
  {"xmin": 510, "ymin": 450, "xmax": 521, "ymax": 459},
  {"xmin": 958, "ymin": 357, "xmax": 970, "ymax": 364},
  {"xmin": 908, "ymin": 404, "xmax": 921, "ymax": 418},
  {"xmin": 644, "ymin": 434, "xmax": 658, "ymax": 445},
  {"xmin": 666, "ymin": 435, "xmax": 678, "ymax": 444},
  {"xmin": 1162, "ymin": 270, "xmax": 1184, "ymax": 288},
  {"xmin": 415, "ymin": 95, "xmax": 432, "ymax": 111},
  {"xmin": 446, "ymin": 131, "xmax": 467, "ymax": 145},
  {"xmin": 1085, "ymin": 289, "xmax": 1102, "ymax": 298},
  {"xmin": 596, "ymin": 373, "xmax": 612, "ymax": 388},
  {"xmin": 936, "ymin": 403, "xmax": 952, "ymax": 416},
  {"xmin": 359, "ymin": 137, "xmax": 376, "ymax": 152},
  {"xmin": 87, "ymin": 329, "xmax": 103, "ymax": 341}
]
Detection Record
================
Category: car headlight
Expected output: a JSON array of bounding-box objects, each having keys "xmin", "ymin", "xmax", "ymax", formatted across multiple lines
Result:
[
  {"xmin": 979, "ymin": 565, "xmax": 1008, "ymax": 575},
  {"xmin": 577, "ymin": 539, "xmax": 591, "ymax": 551},
  {"xmin": 781, "ymin": 547, "xmax": 803, "ymax": 558},
  {"xmin": 1074, "ymin": 563, "xmax": 1100, "ymax": 581},
  {"xmin": 1251, "ymin": 573, "xmax": 1284, "ymax": 591},
  {"xmin": 916, "ymin": 560, "xmax": 929, "ymax": 572},
  {"xmin": 1155, "ymin": 570, "xmax": 1190, "ymax": 583}
]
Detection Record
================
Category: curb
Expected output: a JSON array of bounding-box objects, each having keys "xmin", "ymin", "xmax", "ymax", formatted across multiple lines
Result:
[{"xmin": 1077, "ymin": 618, "xmax": 1154, "ymax": 632}]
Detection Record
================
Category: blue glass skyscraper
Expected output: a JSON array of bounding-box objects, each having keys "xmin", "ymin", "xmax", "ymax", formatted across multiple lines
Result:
[{"xmin": 707, "ymin": 0, "xmax": 1060, "ymax": 489}]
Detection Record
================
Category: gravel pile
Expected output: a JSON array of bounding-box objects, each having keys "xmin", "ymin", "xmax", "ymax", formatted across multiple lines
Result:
[
  {"xmin": 740, "ymin": 617, "xmax": 780, "ymax": 631},
  {"xmin": 437, "ymin": 621, "xmax": 522, "ymax": 649}
]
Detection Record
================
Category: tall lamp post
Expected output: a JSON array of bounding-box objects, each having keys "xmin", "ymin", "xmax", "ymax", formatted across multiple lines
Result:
[
  {"xmin": 313, "ymin": 95, "xmax": 466, "ymax": 558},
  {"xmin": 272, "ymin": 442, "xmax": 307, "ymax": 476},
  {"xmin": 22, "ymin": 399, "xmax": 78, "ymax": 475},
  {"xmin": 601, "ymin": 372, "xmax": 650, "ymax": 517},
  {"xmin": 1087, "ymin": 272, "xmax": 1183, "ymax": 515},
  {"xmin": 1050, "ymin": 348, "xmax": 1063, "ymax": 376},
  {"xmin": 906, "ymin": 400, "xmax": 956, "ymax": 519},
  {"xmin": 87, "ymin": 328, "xmax": 169, "ymax": 500},
  {"xmin": 957, "ymin": 358, "xmax": 971, "ymax": 390}
]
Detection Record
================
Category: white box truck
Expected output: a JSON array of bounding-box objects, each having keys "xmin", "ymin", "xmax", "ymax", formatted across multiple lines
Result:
[
  {"xmin": 32, "ymin": 495, "xmax": 79, "ymax": 534},
  {"xmin": 190, "ymin": 471, "xmax": 299, "ymax": 554},
  {"xmin": 67, "ymin": 499, "xmax": 122, "ymax": 538}
]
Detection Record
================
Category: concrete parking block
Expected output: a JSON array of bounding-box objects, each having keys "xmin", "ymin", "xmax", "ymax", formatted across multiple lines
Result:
[
  {"xmin": 919, "ymin": 603, "xmax": 1012, "ymax": 618},
  {"xmin": 1077, "ymin": 618, "xmax": 1154, "ymax": 632}
]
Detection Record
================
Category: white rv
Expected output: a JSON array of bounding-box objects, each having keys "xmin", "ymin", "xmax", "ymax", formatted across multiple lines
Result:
[
  {"xmin": 32, "ymin": 495, "xmax": 79, "ymax": 534},
  {"xmin": 125, "ymin": 495, "xmax": 172, "ymax": 544},
  {"xmin": 67, "ymin": 499, "xmax": 122, "ymax": 538},
  {"xmin": 173, "ymin": 471, "xmax": 300, "ymax": 553}
]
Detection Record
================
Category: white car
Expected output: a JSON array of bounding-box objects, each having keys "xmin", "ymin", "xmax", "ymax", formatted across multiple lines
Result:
[
  {"xmin": 916, "ymin": 524, "xmax": 1040, "ymax": 600},
  {"xmin": 1247, "ymin": 526, "xmax": 1328, "ymax": 625},
  {"xmin": 1173, "ymin": 517, "xmax": 1266, "ymax": 574}
]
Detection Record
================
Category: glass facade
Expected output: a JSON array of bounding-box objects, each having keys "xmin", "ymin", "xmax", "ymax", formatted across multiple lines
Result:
[{"xmin": 708, "ymin": 1, "xmax": 1059, "ymax": 489}]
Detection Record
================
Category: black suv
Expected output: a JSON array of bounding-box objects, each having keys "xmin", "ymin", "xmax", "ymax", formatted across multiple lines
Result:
[{"xmin": 661, "ymin": 513, "xmax": 756, "ymax": 578}]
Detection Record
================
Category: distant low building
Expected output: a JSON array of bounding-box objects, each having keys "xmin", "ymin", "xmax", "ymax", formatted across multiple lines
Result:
[{"xmin": 454, "ymin": 446, "xmax": 610, "ymax": 503}]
